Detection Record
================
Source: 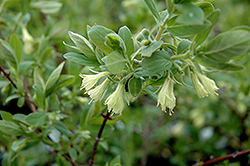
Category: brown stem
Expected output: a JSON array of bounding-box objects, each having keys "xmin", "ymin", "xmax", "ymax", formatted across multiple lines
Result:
[
  {"xmin": 23, "ymin": 79, "xmax": 36, "ymax": 112},
  {"xmin": 62, "ymin": 154, "xmax": 79, "ymax": 166},
  {"xmin": 0, "ymin": 65, "xmax": 17, "ymax": 88},
  {"xmin": 194, "ymin": 149, "xmax": 250, "ymax": 166},
  {"xmin": 89, "ymin": 110, "xmax": 112, "ymax": 166}
]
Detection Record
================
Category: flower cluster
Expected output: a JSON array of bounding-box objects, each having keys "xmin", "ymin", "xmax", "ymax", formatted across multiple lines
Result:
[
  {"xmin": 191, "ymin": 70, "xmax": 219, "ymax": 97},
  {"xmin": 79, "ymin": 72, "xmax": 125, "ymax": 115},
  {"xmin": 79, "ymin": 68, "xmax": 219, "ymax": 116}
]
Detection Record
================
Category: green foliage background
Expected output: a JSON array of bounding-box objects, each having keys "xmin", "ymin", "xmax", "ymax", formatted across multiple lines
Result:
[{"xmin": 1, "ymin": 0, "xmax": 250, "ymax": 165}]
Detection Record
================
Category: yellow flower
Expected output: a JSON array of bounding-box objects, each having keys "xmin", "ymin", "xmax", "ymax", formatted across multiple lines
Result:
[
  {"xmin": 191, "ymin": 73, "xmax": 208, "ymax": 98},
  {"xmin": 157, "ymin": 78, "xmax": 176, "ymax": 115},
  {"xmin": 79, "ymin": 71, "xmax": 109, "ymax": 91},
  {"xmin": 22, "ymin": 27, "xmax": 34, "ymax": 54},
  {"xmin": 87, "ymin": 78, "xmax": 110, "ymax": 103},
  {"xmin": 105, "ymin": 83, "xmax": 125, "ymax": 115},
  {"xmin": 195, "ymin": 71, "xmax": 219, "ymax": 96}
]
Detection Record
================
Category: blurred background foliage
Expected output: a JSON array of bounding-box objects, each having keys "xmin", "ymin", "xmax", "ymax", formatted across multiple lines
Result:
[{"xmin": 1, "ymin": 0, "xmax": 250, "ymax": 165}]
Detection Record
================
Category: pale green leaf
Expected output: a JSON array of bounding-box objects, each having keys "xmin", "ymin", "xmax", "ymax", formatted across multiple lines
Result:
[
  {"xmin": 106, "ymin": 51, "xmax": 127, "ymax": 74},
  {"xmin": 68, "ymin": 31, "xmax": 96, "ymax": 59}
]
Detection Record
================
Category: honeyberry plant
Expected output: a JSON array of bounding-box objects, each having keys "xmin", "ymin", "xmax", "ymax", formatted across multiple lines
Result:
[
  {"xmin": 63, "ymin": 0, "xmax": 250, "ymax": 165},
  {"xmin": 0, "ymin": 0, "xmax": 250, "ymax": 165}
]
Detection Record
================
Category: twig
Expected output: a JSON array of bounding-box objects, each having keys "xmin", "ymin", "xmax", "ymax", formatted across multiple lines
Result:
[
  {"xmin": 23, "ymin": 79, "xmax": 37, "ymax": 112},
  {"xmin": 89, "ymin": 110, "xmax": 112, "ymax": 166},
  {"xmin": 0, "ymin": 65, "xmax": 17, "ymax": 88},
  {"xmin": 62, "ymin": 154, "xmax": 79, "ymax": 166},
  {"xmin": 194, "ymin": 149, "xmax": 250, "ymax": 166}
]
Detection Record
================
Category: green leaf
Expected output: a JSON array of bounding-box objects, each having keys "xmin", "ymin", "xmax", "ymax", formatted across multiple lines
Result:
[
  {"xmin": 203, "ymin": 29, "xmax": 250, "ymax": 62},
  {"xmin": 118, "ymin": 26, "xmax": 134, "ymax": 57},
  {"xmin": 194, "ymin": 9, "xmax": 220, "ymax": 47},
  {"xmin": 53, "ymin": 121, "xmax": 74, "ymax": 137},
  {"xmin": 144, "ymin": 86, "xmax": 158, "ymax": 102},
  {"xmin": 63, "ymin": 52, "xmax": 99, "ymax": 67},
  {"xmin": 166, "ymin": 0, "xmax": 175, "ymax": 15},
  {"xmin": 0, "ymin": 111, "xmax": 13, "ymax": 121},
  {"xmin": 167, "ymin": 17, "xmax": 211, "ymax": 38},
  {"xmin": 34, "ymin": 67, "xmax": 45, "ymax": 91},
  {"xmin": 12, "ymin": 139, "xmax": 27, "ymax": 152},
  {"xmin": 46, "ymin": 75, "xmax": 75, "ymax": 96},
  {"xmin": 141, "ymin": 41, "xmax": 163, "ymax": 57},
  {"xmin": 88, "ymin": 25, "xmax": 115, "ymax": 54},
  {"xmin": 45, "ymin": 61, "xmax": 65, "ymax": 94},
  {"xmin": 0, "ymin": 39, "xmax": 18, "ymax": 70},
  {"xmin": 9, "ymin": 35, "xmax": 22, "ymax": 64},
  {"xmin": 25, "ymin": 112, "xmax": 47, "ymax": 127},
  {"xmin": 17, "ymin": 97, "xmax": 25, "ymax": 108},
  {"xmin": 174, "ymin": 0, "xmax": 200, "ymax": 3},
  {"xmin": 105, "ymin": 51, "xmax": 127, "ymax": 74},
  {"xmin": 19, "ymin": 61, "xmax": 34, "ymax": 76},
  {"xmin": 196, "ymin": 2, "xmax": 215, "ymax": 17},
  {"xmin": 142, "ymin": 50, "xmax": 172, "ymax": 73},
  {"xmin": 144, "ymin": 0, "xmax": 161, "ymax": 22},
  {"xmin": 105, "ymin": 33, "xmax": 126, "ymax": 53},
  {"xmin": 68, "ymin": 148, "xmax": 77, "ymax": 162},
  {"xmin": 175, "ymin": 3, "xmax": 205, "ymax": 25},
  {"xmin": 30, "ymin": 1, "xmax": 62, "ymax": 14},
  {"xmin": 177, "ymin": 39, "xmax": 191, "ymax": 55},
  {"xmin": 0, "ymin": 120, "xmax": 24, "ymax": 136},
  {"xmin": 5, "ymin": 94, "xmax": 20, "ymax": 104},
  {"xmin": 110, "ymin": 155, "xmax": 121, "ymax": 166},
  {"xmin": 128, "ymin": 77, "xmax": 142, "ymax": 97},
  {"xmin": 195, "ymin": 55, "xmax": 244, "ymax": 71},
  {"xmin": 68, "ymin": 31, "xmax": 96, "ymax": 59},
  {"xmin": 33, "ymin": 85, "xmax": 45, "ymax": 110}
]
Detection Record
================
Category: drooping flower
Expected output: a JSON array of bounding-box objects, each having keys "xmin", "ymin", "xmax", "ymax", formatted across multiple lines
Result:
[
  {"xmin": 105, "ymin": 83, "xmax": 125, "ymax": 115},
  {"xmin": 22, "ymin": 27, "xmax": 34, "ymax": 54},
  {"xmin": 195, "ymin": 71, "xmax": 219, "ymax": 96},
  {"xmin": 191, "ymin": 73, "xmax": 208, "ymax": 98},
  {"xmin": 87, "ymin": 78, "xmax": 110, "ymax": 103},
  {"xmin": 79, "ymin": 71, "xmax": 109, "ymax": 91},
  {"xmin": 157, "ymin": 78, "xmax": 176, "ymax": 115}
]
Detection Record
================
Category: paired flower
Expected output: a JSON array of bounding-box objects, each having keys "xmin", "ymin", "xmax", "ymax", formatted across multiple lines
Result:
[
  {"xmin": 79, "ymin": 71, "xmax": 109, "ymax": 91},
  {"xmin": 192, "ymin": 71, "xmax": 219, "ymax": 97},
  {"xmin": 87, "ymin": 78, "xmax": 110, "ymax": 103},
  {"xmin": 105, "ymin": 83, "xmax": 125, "ymax": 115},
  {"xmin": 157, "ymin": 78, "xmax": 176, "ymax": 115}
]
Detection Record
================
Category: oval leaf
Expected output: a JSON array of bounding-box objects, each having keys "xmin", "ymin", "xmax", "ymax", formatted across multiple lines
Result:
[
  {"xmin": 203, "ymin": 29, "xmax": 250, "ymax": 62},
  {"xmin": 25, "ymin": 112, "xmax": 47, "ymax": 127},
  {"xmin": 142, "ymin": 50, "xmax": 172, "ymax": 72},
  {"xmin": 128, "ymin": 77, "xmax": 142, "ymax": 97},
  {"xmin": 106, "ymin": 51, "xmax": 127, "ymax": 74},
  {"xmin": 88, "ymin": 25, "xmax": 115, "ymax": 54}
]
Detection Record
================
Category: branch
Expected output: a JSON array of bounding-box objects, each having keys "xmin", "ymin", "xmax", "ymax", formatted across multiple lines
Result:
[
  {"xmin": 0, "ymin": 65, "xmax": 37, "ymax": 112},
  {"xmin": 194, "ymin": 149, "xmax": 250, "ymax": 166},
  {"xmin": 89, "ymin": 110, "xmax": 112, "ymax": 166},
  {"xmin": 0, "ymin": 65, "xmax": 17, "ymax": 88},
  {"xmin": 62, "ymin": 154, "xmax": 79, "ymax": 166}
]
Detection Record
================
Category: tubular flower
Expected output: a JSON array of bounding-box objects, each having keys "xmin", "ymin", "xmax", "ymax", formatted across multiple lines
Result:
[
  {"xmin": 22, "ymin": 27, "xmax": 34, "ymax": 54},
  {"xmin": 157, "ymin": 78, "xmax": 176, "ymax": 115},
  {"xmin": 87, "ymin": 78, "xmax": 110, "ymax": 103},
  {"xmin": 105, "ymin": 83, "xmax": 125, "ymax": 115},
  {"xmin": 191, "ymin": 73, "xmax": 208, "ymax": 98},
  {"xmin": 195, "ymin": 71, "xmax": 219, "ymax": 96},
  {"xmin": 79, "ymin": 71, "xmax": 109, "ymax": 91}
]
